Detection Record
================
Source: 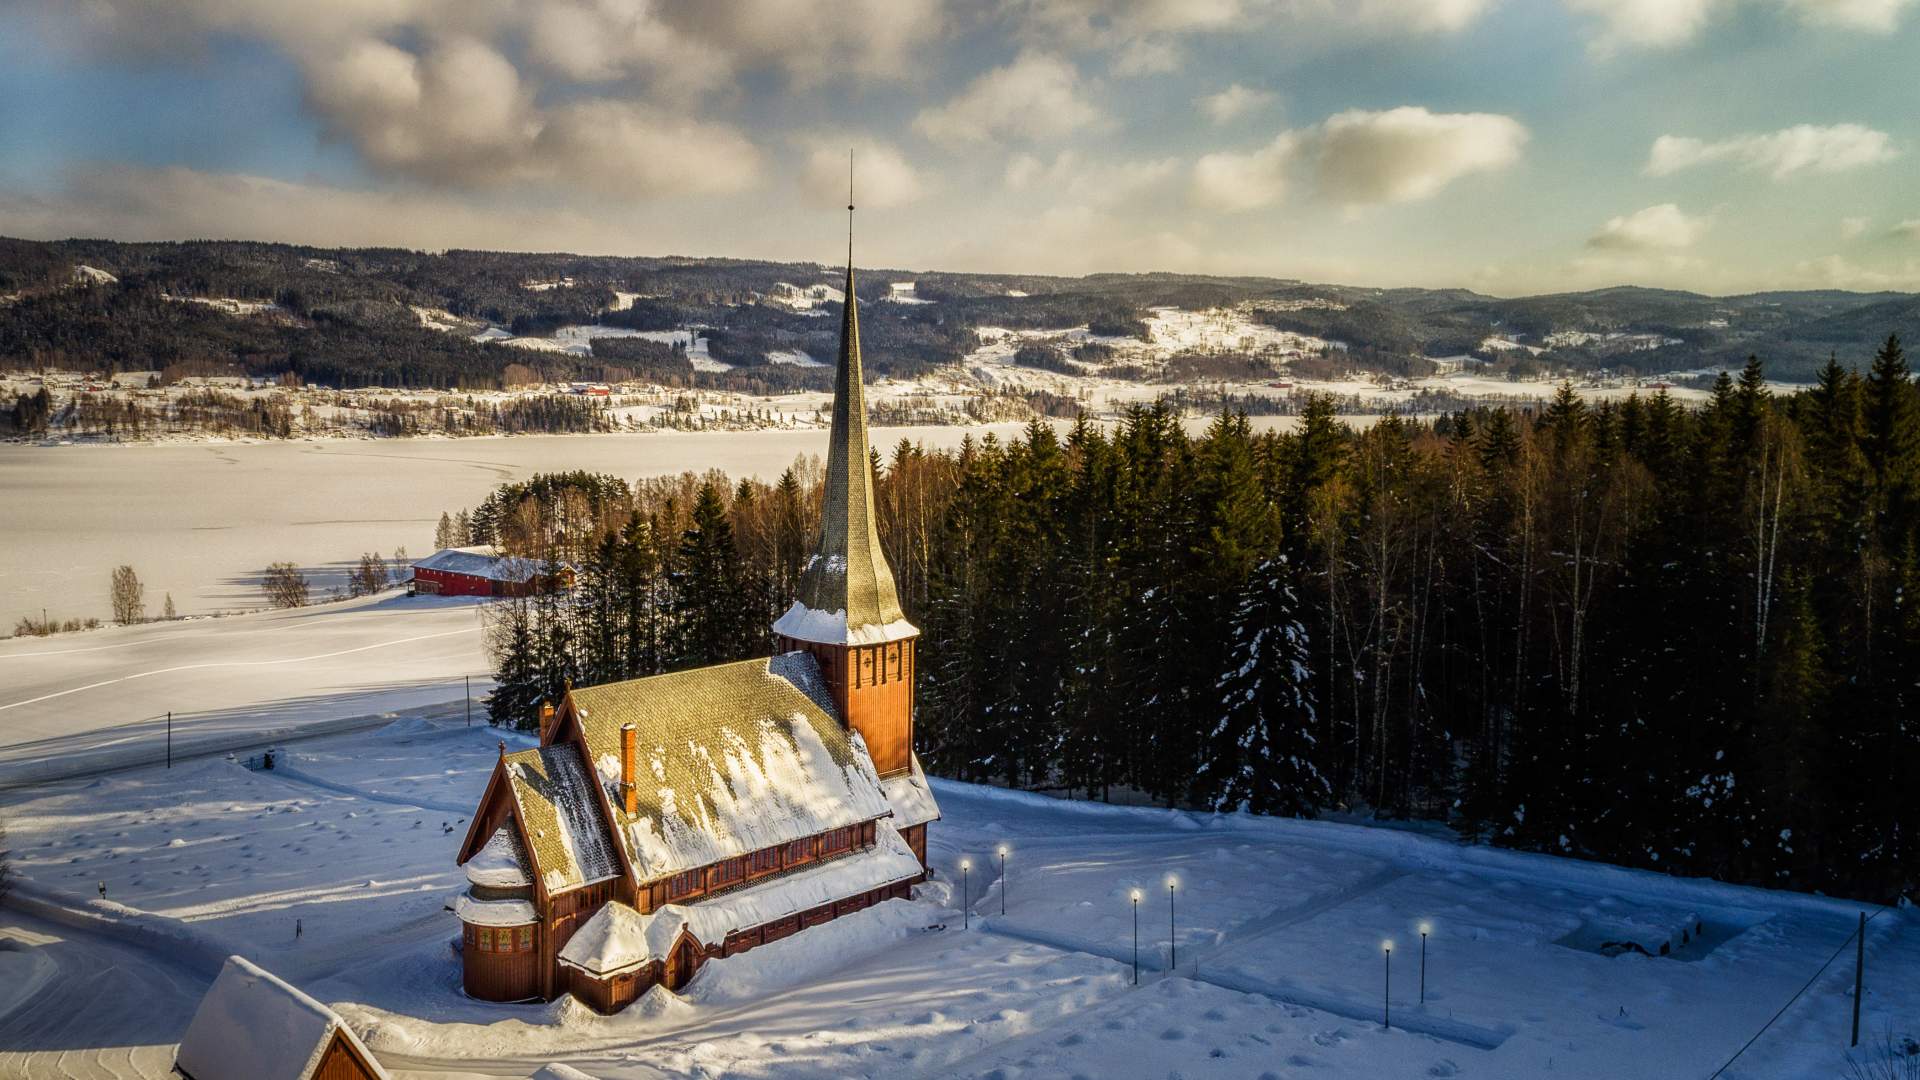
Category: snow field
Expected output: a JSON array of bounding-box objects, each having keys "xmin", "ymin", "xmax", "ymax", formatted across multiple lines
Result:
[
  {"xmin": 0, "ymin": 716, "xmax": 1912, "ymax": 1079},
  {"xmin": 0, "ymin": 593, "xmax": 493, "ymax": 785}
]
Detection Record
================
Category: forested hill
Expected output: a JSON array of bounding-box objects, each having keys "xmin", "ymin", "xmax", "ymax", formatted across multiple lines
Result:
[{"xmin": 1, "ymin": 236, "xmax": 1914, "ymax": 388}]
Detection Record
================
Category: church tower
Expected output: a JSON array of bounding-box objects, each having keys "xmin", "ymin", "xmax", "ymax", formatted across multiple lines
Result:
[{"xmin": 771, "ymin": 192, "xmax": 918, "ymax": 779}]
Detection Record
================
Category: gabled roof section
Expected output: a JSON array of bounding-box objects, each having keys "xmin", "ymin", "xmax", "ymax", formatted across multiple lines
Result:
[
  {"xmin": 413, "ymin": 546, "xmax": 549, "ymax": 583},
  {"xmin": 559, "ymin": 820, "xmax": 922, "ymax": 976},
  {"xmin": 502, "ymin": 744, "xmax": 622, "ymax": 894},
  {"xmin": 566, "ymin": 653, "xmax": 894, "ymax": 881},
  {"xmin": 175, "ymin": 955, "xmax": 390, "ymax": 1080},
  {"xmin": 773, "ymin": 236, "xmax": 917, "ymax": 647}
]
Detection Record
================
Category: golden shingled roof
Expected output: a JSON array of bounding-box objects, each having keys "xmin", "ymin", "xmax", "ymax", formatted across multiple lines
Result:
[
  {"xmin": 502, "ymin": 743, "xmax": 622, "ymax": 895},
  {"xmin": 565, "ymin": 652, "xmax": 894, "ymax": 882}
]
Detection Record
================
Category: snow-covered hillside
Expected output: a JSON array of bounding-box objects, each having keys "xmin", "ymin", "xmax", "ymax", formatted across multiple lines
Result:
[{"xmin": 1, "ymin": 709, "xmax": 1911, "ymax": 1079}]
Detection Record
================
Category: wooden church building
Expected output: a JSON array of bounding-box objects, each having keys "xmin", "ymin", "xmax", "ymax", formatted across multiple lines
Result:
[{"xmin": 452, "ymin": 222, "xmax": 940, "ymax": 1012}]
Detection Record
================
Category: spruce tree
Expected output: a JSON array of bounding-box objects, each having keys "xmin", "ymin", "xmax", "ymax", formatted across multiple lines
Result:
[{"xmin": 1205, "ymin": 556, "xmax": 1327, "ymax": 816}]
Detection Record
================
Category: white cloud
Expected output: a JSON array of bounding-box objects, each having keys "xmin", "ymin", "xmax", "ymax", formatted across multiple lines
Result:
[
  {"xmin": 653, "ymin": 0, "xmax": 947, "ymax": 81},
  {"xmin": 1785, "ymin": 0, "xmax": 1917, "ymax": 31},
  {"xmin": 799, "ymin": 139, "xmax": 924, "ymax": 208},
  {"xmin": 299, "ymin": 37, "xmax": 760, "ymax": 196},
  {"xmin": 1564, "ymin": 0, "xmax": 1721, "ymax": 51},
  {"xmin": 534, "ymin": 101, "xmax": 762, "ymax": 198},
  {"xmin": 304, "ymin": 37, "xmax": 536, "ymax": 186},
  {"xmin": 524, "ymin": 0, "xmax": 707, "ymax": 88},
  {"xmin": 1793, "ymin": 253, "xmax": 1906, "ymax": 288},
  {"xmin": 1647, "ymin": 124, "xmax": 1898, "ymax": 179},
  {"xmin": 1311, "ymin": 107, "xmax": 1528, "ymax": 205},
  {"xmin": 1196, "ymin": 84, "xmax": 1277, "ymax": 125},
  {"xmin": 1841, "ymin": 216, "xmax": 1871, "ymax": 238},
  {"xmin": 1005, "ymin": 151, "xmax": 1180, "ymax": 206},
  {"xmin": 913, "ymin": 52, "xmax": 1105, "ymax": 144},
  {"xmin": 1191, "ymin": 135, "xmax": 1301, "ymax": 211},
  {"xmin": 1588, "ymin": 204, "xmax": 1710, "ymax": 250},
  {"xmin": 1567, "ymin": 0, "xmax": 1917, "ymax": 52},
  {"xmin": 1191, "ymin": 105, "xmax": 1526, "ymax": 212}
]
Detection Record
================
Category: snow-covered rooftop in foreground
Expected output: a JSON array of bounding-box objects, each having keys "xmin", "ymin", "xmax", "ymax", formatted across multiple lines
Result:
[{"xmin": 174, "ymin": 955, "xmax": 389, "ymax": 1080}]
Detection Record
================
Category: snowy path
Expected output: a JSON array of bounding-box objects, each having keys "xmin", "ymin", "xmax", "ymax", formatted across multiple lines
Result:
[{"xmin": 0, "ymin": 912, "xmax": 210, "ymax": 1080}]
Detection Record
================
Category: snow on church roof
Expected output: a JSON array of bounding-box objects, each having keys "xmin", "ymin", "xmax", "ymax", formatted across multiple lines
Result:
[
  {"xmin": 881, "ymin": 754, "xmax": 941, "ymax": 829},
  {"xmin": 565, "ymin": 652, "xmax": 895, "ymax": 882},
  {"xmin": 174, "ymin": 955, "xmax": 390, "ymax": 1080},
  {"xmin": 558, "ymin": 820, "xmax": 924, "ymax": 977},
  {"xmin": 465, "ymin": 826, "xmax": 531, "ymax": 889},
  {"xmin": 502, "ymin": 743, "xmax": 622, "ymax": 894}
]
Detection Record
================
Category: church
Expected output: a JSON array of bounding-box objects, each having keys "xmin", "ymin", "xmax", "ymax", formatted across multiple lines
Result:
[{"xmin": 451, "ymin": 223, "xmax": 940, "ymax": 1012}]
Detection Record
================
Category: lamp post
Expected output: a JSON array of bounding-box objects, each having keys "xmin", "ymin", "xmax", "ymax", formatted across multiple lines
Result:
[
  {"xmin": 998, "ymin": 844, "xmax": 1008, "ymax": 915},
  {"xmin": 961, "ymin": 859, "xmax": 972, "ymax": 930},
  {"xmin": 1131, "ymin": 889, "xmax": 1142, "ymax": 985},
  {"xmin": 1419, "ymin": 922, "xmax": 1430, "ymax": 1005},
  {"xmin": 1382, "ymin": 940, "xmax": 1393, "ymax": 1030},
  {"xmin": 1167, "ymin": 876, "xmax": 1179, "ymax": 972}
]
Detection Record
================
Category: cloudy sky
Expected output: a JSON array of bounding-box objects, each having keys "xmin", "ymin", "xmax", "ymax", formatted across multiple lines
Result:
[{"xmin": 2, "ymin": 0, "xmax": 1917, "ymax": 295}]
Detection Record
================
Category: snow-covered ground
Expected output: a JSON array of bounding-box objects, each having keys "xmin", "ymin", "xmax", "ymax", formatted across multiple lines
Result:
[
  {"xmin": 1, "ymin": 707, "xmax": 1911, "ymax": 1079},
  {"xmin": 0, "ymin": 593, "xmax": 491, "ymax": 786}
]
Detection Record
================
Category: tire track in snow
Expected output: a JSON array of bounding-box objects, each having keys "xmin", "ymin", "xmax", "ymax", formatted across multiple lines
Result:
[{"xmin": 0, "ymin": 625, "xmax": 481, "ymax": 713}]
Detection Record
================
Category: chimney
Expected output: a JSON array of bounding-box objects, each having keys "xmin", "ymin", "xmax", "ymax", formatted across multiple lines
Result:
[
  {"xmin": 538, "ymin": 701, "xmax": 555, "ymax": 743},
  {"xmin": 620, "ymin": 723, "xmax": 638, "ymax": 816}
]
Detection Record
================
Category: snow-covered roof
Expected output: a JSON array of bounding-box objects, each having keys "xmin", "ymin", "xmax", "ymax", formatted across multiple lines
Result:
[
  {"xmin": 465, "ymin": 826, "xmax": 531, "ymax": 889},
  {"xmin": 412, "ymin": 546, "xmax": 549, "ymax": 583},
  {"xmin": 503, "ymin": 744, "xmax": 623, "ymax": 894},
  {"xmin": 566, "ymin": 652, "xmax": 895, "ymax": 882},
  {"xmin": 453, "ymin": 893, "xmax": 539, "ymax": 927},
  {"xmin": 772, "ymin": 601, "xmax": 919, "ymax": 646},
  {"xmin": 559, "ymin": 820, "xmax": 922, "ymax": 978},
  {"xmin": 174, "ymin": 955, "xmax": 390, "ymax": 1080},
  {"xmin": 881, "ymin": 754, "xmax": 941, "ymax": 829}
]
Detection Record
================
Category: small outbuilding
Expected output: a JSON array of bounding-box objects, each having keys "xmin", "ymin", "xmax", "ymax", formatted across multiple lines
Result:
[
  {"xmin": 411, "ymin": 546, "xmax": 571, "ymax": 597},
  {"xmin": 174, "ymin": 955, "xmax": 390, "ymax": 1080}
]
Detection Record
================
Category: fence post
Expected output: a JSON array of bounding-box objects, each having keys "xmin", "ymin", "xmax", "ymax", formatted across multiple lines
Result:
[
  {"xmin": 466, "ymin": 675, "xmax": 471, "ymax": 727},
  {"xmin": 1851, "ymin": 911, "xmax": 1865, "ymax": 1047},
  {"xmin": 166, "ymin": 711, "xmax": 172, "ymax": 768}
]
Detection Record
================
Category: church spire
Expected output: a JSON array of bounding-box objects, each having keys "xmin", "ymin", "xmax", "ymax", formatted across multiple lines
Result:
[{"xmin": 772, "ymin": 162, "xmax": 915, "ymax": 647}]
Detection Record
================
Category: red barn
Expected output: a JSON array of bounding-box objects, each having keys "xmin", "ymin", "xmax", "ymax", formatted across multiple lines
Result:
[{"xmin": 411, "ymin": 546, "xmax": 570, "ymax": 597}]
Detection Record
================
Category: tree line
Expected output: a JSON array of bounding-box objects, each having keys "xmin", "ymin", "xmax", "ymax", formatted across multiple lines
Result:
[{"xmin": 474, "ymin": 338, "xmax": 1918, "ymax": 902}]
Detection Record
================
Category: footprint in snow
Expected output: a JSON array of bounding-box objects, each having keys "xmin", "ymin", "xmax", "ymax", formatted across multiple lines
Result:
[
  {"xmin": 1057, "ymin": 1033, "xmax": 1085, "ymax": 1047},
  {"xmin": 1428, "ymin": 1059, "xmax": 1460, "ymax": 1076},
  {"xmin": 1312, "ymin": 1028, "xmax": 1348, "ymax": 1047},
  {"xmin": 1202, "ymin": 1008, "xmax": 1228, "ymax": 1022},
  {"xmin": 1160, "ymin": 1027, "xmax": 1188, "ymax": 1041}
]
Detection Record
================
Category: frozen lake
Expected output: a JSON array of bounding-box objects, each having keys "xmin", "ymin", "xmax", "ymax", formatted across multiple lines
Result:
[
  {"xmin": 0, "ymin": 425, "xmax": 1023, "ymax": 623},
  {"xmin": 1, "ymin": 418, "xmax": 1326, "ymax": 625}
]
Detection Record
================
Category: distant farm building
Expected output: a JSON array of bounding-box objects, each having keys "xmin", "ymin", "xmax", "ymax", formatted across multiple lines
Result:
[
  {"xmin": 411, "ymin": 546, "xmax": 571, "ymax": 597},
  {"xmin": 173, "ymin": 955, "xmax": 390, "ymax": 1080}
]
